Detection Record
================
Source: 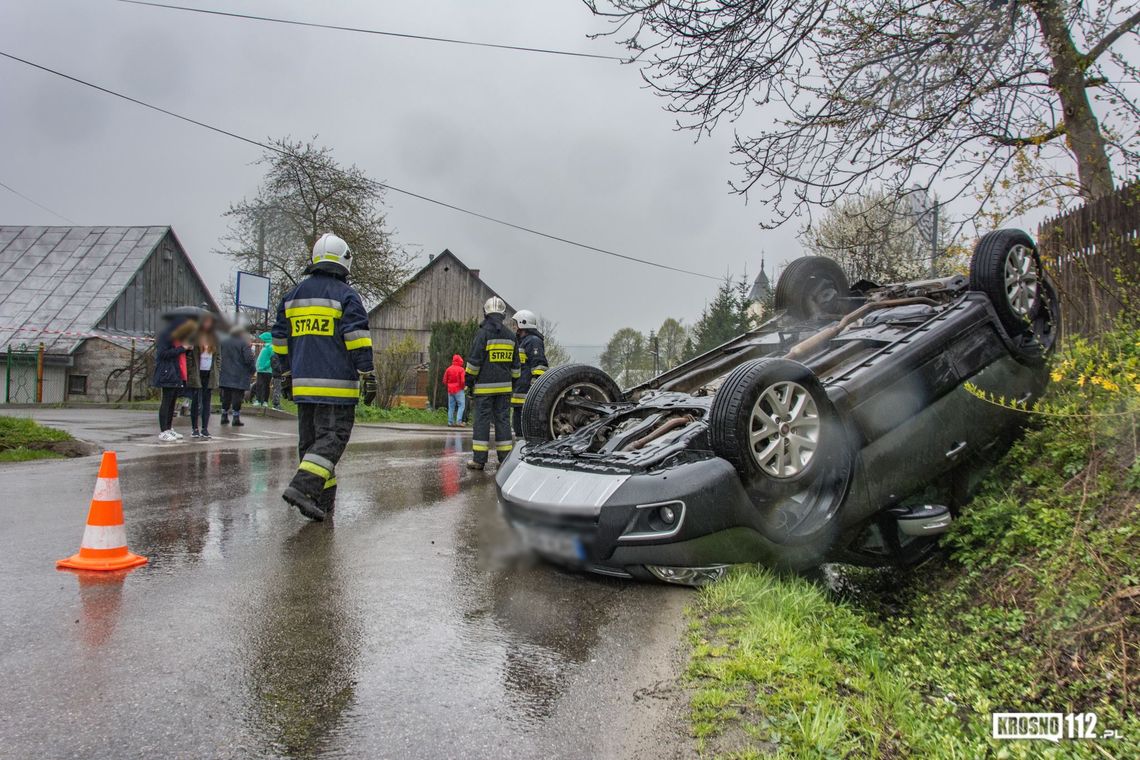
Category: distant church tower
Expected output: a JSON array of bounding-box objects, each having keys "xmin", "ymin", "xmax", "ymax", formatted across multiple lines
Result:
[
  {"xmin": 747, "ymin": 255, "xmax": 772, "ymax": 321},
  {"xmin": 748, "ymin": 255, "xmax": 771, "ymax": 303}
]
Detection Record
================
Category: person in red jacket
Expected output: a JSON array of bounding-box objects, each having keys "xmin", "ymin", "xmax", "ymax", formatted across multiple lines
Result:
[{"xmin": 443, "ymin": 354, "xmax": 467, "ymax": 427}]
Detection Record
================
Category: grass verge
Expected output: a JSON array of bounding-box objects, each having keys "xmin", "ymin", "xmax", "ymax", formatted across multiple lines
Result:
[
  {"xmin": 0, "ymin": 415, "xmax": 73, "ymax": 462},
  {"xmin": 687, "ymin": 329, "xmax": 1140, "ymax": 758},
  {"xmin": 276, "ymin": 399, "xmax": 451, "ymax": 426},
  {"xmin": 356, "ymin": 404, "xmax": 450, "ymax": 426}
]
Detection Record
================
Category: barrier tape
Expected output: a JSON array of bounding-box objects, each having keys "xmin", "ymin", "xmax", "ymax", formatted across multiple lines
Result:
[
  {"xmin": 0, "ymin": 324, "xmax": 158, "ymax": 344},
  {"xmin": 0, "ymin": 324, "xmax": 275, "ymax": 355}
]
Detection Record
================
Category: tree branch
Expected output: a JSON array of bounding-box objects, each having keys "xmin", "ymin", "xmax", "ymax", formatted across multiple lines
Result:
[
  {"xmin": 991, "ymin": 124, "xmax": 1067, "ymax": 147},
  {"xmin": 1084, "ymin": 9, "xmax": 1140, "ymax": 66}
]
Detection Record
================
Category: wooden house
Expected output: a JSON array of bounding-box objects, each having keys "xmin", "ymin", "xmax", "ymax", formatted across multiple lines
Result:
[{"xmin": 368, "ymin": 249, "xmax": 514, "ymax": 361}]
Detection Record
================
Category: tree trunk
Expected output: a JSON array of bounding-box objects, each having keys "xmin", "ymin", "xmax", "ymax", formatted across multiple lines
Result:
[{"xmin": 1032, "ymin": 0, "xmax": 1115, "ymax": 198}]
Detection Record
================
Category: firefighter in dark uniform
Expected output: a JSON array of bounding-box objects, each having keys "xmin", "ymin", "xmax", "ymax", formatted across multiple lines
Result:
[
  {"xmin": 466, "ymin": 297, "xmax": 519, "ymax": 470},
  {"xmin": 273, "ymin": 233, "xmax": 377, "ymax": 520},
  {"xmin": 510, "ymin": 309, "xmax": 548, "ymax": 436}
]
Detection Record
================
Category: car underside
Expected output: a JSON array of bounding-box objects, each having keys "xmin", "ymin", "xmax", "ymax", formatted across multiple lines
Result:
[{"xmin": 497, "ymin": 229, "xmax": 1061, "ymax": 585}]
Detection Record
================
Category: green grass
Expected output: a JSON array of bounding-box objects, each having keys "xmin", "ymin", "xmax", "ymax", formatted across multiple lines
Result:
[
  {"xmin": 355, "ymin": 404, "xmax": 450, "ymax": 426},
  {"xmin": 686, "ymin": 329, "xmax": 1140, "ymax": 758},
  {"xmin": 0, "ymin": 446, "xmax": 65, "ymax": 462},
  {"xmin": 0, "ymin": 415, "xmax": 73, "ymax": 462},
  {"xmin": 276, "ymin": 399, "xmax": 451, "ymax": 426}
]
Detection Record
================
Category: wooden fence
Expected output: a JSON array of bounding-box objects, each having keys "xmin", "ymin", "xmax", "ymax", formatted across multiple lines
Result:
[{"xmin": 1037, "ymin": 180, "xmax": 1140, "ymax": 336}]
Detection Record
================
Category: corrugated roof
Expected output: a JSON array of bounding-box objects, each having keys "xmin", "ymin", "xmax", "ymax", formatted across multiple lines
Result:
[
  {"xmin": 368, "ymin": 248, "xmax": 514, "ymax": 316},
  {"xmin": 0, "ymin": 226, "xmax": 169, "ymax": 354}
]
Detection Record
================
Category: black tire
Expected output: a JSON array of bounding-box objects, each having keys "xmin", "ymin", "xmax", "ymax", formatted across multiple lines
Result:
[
  {"xmin": 969, "ymin": 229, "xmax": 1044, "ymax": 338},
  {"xmin": 521, "ymin": 364, "xmax": 622, "ymax": 444},
  {"xmin": 709, "ymin": 358, "xmax": 839, "ymax": 491},
  {"xmin": 774, "ymin": 256, "xmax": 850, "ymax": 320},
  {"xmin": 710, "ymin": 358, "xmax": 853, "ymax": 551}
]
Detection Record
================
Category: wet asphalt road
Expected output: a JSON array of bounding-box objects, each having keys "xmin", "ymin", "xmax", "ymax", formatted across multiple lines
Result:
[{"xmin": 0, "ymin": 410, "xmax": 690, "ymax": 759}]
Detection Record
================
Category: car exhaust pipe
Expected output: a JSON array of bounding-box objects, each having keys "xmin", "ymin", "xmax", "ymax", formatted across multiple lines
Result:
[
  {"xmin": 783, "ymin": 297, "xmax": 939, "ymax": 362},
  {"xmin": 623, "ymin": 415, "xmax": 694, "ymax": 451}
]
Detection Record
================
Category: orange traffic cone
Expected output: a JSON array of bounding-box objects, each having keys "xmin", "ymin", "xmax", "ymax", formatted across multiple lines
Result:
[{"xmin": 57, "ymin": 451, "xmax": 148, "ymax": 572}]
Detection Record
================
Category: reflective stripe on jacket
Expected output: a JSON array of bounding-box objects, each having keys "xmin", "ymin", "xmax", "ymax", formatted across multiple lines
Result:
[
  {"xmin": 465, "ymin": 314, "xmax": 519, "ymax": 395},
  {"xmin": 512, "ymin": 330, "xmax": 548, "ymax": 405},
  {"xmin": 271, "ymin": 270, "xmax": 374, "ymax": 405}
]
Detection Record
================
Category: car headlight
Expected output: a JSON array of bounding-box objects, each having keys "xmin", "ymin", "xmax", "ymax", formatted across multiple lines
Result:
[{"xmin": 647, "ymin": 565, "xmax": 730, "ymax": 586}]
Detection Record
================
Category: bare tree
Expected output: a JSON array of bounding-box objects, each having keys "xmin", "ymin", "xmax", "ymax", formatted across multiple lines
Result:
[
  {"xmin": 218, "ymin": 137, "xmax": 411, "ymax": 307},
  {"xmin": 586, "ymin": 1, "xmax": 1140, "ymax": 224},
  {"xmin": 535, "ymin": 315, "xmax": 572, "ymax": 367}
]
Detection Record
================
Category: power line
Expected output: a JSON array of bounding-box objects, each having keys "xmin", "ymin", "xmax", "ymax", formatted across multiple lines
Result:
[
  {"xmin": 0, "ymin": 50, "xmax": 717, "ymax": 280},
  {"xmin": 0, "ymin": 179, "xmax": 78, "ymax": 224},
  {"xmin": 117, "ymin": 0, "xmax": 625, "ymax": 62}
]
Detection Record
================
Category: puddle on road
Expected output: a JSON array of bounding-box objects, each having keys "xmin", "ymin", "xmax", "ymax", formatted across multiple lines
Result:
[{"xmin": 22, "ymin": 434, "xmax": 671, "ymax": 758}]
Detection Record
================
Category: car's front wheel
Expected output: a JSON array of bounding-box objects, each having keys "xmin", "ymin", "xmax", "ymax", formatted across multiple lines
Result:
[
  {"xmin": 709, "ymin": 358, "xmax": 838, "ymax": 490},
  {"xmin": 709, "ymin": 358, "xmax": 852, "ymax": 554},
  {"xmin": 521, "ymin": 364, "xmax": 623, "ymax": 444}
]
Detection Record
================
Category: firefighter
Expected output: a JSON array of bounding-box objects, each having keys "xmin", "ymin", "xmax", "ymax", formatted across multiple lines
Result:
[
  {"xmin": 466, "ymin": 296, "xmax": 519, "ymax": 470},
  {"xmin": 510, "ymin": 309, "xmax": 548, "ymax": 436},
  {"xmin": 272, "ymin": 233, "xmax": 377, "ymax": 521}
]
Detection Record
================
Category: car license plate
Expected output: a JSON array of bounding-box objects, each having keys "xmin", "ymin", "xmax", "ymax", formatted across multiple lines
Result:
[{"xmin": 515, "ymin": 524, "xmax": 586, "ymax": 562}]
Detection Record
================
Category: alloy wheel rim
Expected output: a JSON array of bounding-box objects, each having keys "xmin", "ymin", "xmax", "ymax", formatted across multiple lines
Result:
[
  {"xmin": 748, "ymin": 380, "xmax": 820, "ymax": 478},
  {"xmin": 1004, "ymin": 244, "xmax": 1039, "ymax": 319}
]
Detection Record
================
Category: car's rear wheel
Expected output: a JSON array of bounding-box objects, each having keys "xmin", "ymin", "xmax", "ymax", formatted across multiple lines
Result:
[
  {"xmin": 969, "ymin": 229, "xmax": 1043, "ymax": 334},
  {"xmin": 774, "ymin": 256, "xmax": 851, "ymax": 320},
  {"xmin": 970, "ymin": 228, "xmax": 1061, "ymax": 362},
  {"xmin": 522, "ymin": 364, "xmax": 622, "ymax": 443}
]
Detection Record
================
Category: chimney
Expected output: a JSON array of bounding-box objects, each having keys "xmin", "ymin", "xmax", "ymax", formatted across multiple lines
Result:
[{"xmin": 470, "ymin": 269, "xmax": 480, "ymax": 279}]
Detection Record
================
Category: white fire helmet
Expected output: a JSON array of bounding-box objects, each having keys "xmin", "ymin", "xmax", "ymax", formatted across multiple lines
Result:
[
  {"xmin": 513, "ymin": 309, "xmax": 537, "ymax": 330},
  {"xmin": 483, "ymin": 296, "xmax": 507, "ymax": 316},
  {"xmin": 311, "ymin": 233, "xmax": 352, "ymax": 274}
]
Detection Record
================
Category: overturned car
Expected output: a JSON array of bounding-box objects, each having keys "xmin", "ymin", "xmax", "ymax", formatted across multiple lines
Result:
[{"xmin": 496, "ymin": 230, "xmax": 1061, "ymax": 584}]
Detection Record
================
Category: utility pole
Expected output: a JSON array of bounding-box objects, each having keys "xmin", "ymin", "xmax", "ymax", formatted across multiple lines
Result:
[
  {"xmin": 256, "ymin": 215, "xmax": 268, "ymax": 332},
  {"xmin": 257, "ymin": 217, "xmax": 266, "ymax": 277},
  {"xmin": 930, "ymin": 201, "xmax": 939, "ymax": 277}
]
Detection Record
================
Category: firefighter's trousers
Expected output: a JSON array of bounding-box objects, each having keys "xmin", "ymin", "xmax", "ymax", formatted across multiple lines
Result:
[
  {"xmin": 288, "ymin": 402, "xmax": 356, "ymax": 510},
  {"xmin": 472, "ymin": 394, "xmax": 513, "ymax": 464}
]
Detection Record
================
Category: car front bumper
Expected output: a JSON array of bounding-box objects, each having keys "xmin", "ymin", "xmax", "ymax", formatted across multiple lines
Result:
[{"xmin": 495, "ymin": 452, "xmax": 791, "ymax": 583}]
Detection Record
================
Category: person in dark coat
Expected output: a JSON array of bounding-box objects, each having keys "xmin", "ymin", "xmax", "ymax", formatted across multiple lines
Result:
[
  {"xmin": 219, "ymin": 325, "xmax": 257, "ymax": 427},
  {"xmin": 186, "ymin": 312, "xmax": 221, "ymax": 439},
  {"xmin": 152, "ymin": 314, "xmax": 198, "ymax": 441}
]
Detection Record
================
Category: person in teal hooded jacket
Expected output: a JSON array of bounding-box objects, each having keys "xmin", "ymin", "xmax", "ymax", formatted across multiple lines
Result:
[{"xmin": 254, "ymin": 331, "xmax": 281, "ymax": 409}]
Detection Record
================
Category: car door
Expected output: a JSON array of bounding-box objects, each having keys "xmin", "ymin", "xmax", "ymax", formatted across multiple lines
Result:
[{"xmin": 853, "ymin": 349, "xmax": 974, "ymax": 509}]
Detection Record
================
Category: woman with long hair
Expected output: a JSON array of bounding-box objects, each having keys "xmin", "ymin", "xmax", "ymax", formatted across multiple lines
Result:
[{"xmin": 187, "ymin": 313, "xmax": 220, "ymax": 439}]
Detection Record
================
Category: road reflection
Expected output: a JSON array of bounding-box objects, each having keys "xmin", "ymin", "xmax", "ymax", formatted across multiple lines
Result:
[
  {"xmin": 449, "ymin": 463, "xmax": 622, "ymax": 724},
  {"xmin": 241, "ymin": 525, "xmax": 362, "ymax": 757}
]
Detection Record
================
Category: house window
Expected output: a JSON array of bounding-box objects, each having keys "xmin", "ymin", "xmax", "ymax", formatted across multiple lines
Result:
[{"xmin": 68, "ymin": 374, "xmax": 88, "ymax": 395}]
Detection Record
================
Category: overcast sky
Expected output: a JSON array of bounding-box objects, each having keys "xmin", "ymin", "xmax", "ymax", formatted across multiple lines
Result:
[
  {"xmin": 0, "ymin": 0, "xmax": 811, "ymax": 345},
  {"xmin": 6, "ymin": 0, "xmax": 1100, "ymax": 350}
]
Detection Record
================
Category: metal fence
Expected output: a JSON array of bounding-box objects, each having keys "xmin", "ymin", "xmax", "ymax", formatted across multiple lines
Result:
[
  {"xmin": 3, "ymin": 344, "xmax": 67, "ymax": 404},
  {"xmin": 1037, "ymin": 180, "xmax": 1140, "ymax": 336}
]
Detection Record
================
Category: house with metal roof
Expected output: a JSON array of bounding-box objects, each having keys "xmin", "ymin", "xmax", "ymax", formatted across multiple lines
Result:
[
  {"xmin": 0, "ymin": 226, "xmax": 219, "ymax": 403},
  {"xmin": 367, "ymin": 249, "xmax": 513, "ymax": 404},
  {"xmin": 368, "ymin": 248, "xmax": 513, "ymax": 357}
]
